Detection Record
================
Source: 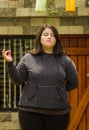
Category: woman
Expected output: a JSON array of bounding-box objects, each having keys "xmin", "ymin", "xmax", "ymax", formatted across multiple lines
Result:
[{"xmin": 2, "ymin": 24, "xmax": 78, "ymax": 130}]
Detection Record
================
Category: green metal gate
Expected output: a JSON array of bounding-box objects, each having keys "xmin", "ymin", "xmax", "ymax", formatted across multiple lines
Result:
[{"xmin": 0, "ymin": 35, "xmax": 35, "ymax": 110}]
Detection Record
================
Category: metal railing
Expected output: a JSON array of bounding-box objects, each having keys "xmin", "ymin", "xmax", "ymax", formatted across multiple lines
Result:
[{"xmin": 0, "ymin": 35, "xmax": 35, "ymax": 111}]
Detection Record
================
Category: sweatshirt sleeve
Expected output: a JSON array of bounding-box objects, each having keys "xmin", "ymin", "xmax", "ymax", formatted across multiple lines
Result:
[
  {"xmin": 65, "ymin": 56, "xmax": 78, "ymax": 91},
  {"xmin": 7, "ymin": 56, "xmax": 28, "ymax": 85}
]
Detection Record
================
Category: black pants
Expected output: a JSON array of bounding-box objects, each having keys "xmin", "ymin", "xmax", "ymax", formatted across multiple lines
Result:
[{"xmin": 18, "ymin": 110, "xmax": 70, "ymax": 130}]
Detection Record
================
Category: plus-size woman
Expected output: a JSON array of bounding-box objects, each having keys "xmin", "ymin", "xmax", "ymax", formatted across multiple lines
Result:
[{"xmin": 2, "ymin": 24, "xmax": 78, "ymax": 130}]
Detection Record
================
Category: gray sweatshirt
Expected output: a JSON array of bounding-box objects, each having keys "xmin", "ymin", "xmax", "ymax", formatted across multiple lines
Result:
[{"xmin": 7, "ymin": 52, "xmax": 78, "ymax": 110}]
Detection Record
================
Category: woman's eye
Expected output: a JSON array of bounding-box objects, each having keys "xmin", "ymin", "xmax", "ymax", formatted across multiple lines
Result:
[
  {"xmin": 42, "ymin": 33, "xmax": 55, "ymax": 37},
  {"xmin": 43, "ymin": 33, "xmax": 48, "ymax": 36},
  {"xmin": 51, "ymin": 33, "xmax": 55, "ymax": 37}
]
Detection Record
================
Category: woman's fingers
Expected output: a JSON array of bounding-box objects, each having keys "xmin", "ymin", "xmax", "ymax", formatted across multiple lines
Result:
[{"xmin": 2, "ymin": 49, "xmax": 13, "ymax": 62}]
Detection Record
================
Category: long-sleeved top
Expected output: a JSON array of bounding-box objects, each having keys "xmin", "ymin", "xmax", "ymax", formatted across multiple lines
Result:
[{"xmin": 7, "ymin": 52, "xmax": 78, "ymax": 112}]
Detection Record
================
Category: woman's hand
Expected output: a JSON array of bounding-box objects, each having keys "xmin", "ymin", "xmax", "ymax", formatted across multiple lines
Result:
[{"xmin": 2, "ymin": 49, "xmax": 13, "ymax": 62}]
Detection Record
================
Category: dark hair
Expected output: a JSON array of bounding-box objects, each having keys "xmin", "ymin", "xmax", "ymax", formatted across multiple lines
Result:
[{"xmin": 29, "ymin": 24, "xmax": 65, "ymax": 55}]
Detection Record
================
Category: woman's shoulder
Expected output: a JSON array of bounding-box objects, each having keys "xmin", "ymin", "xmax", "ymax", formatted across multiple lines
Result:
[
  {"xmin": 63, "ymin": 55, "xmax": 72, "ymax": 61},
  {"xmin": 61, "ymin": 55, "xmax": 76, "ymax": 69},
  {"xmin": 58, "ymin": 54, "xmax": 71, "ymax": 61},
  {"xmin": 23, "ymin": 52, "xmax": 33, "ymax": 58},
  {"xmin": 19, "ymin": 53, "xmax": 33, "ymax": 62},
  {"xmin": 63, "ymin": 55, "xmax": 74, "ymax": 65},
  {"xmin": 57, "ymin": 54, "xmax": 74, "ymax": 67},
  {"xmin": 22, "ymin": 52, "xmax": 39, "ymax": 61}
]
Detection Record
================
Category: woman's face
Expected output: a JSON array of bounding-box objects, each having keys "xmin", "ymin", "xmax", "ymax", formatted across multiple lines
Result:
[{"xmin": 40, "ymin": 28, "xmax": 56, "ymax": 51}]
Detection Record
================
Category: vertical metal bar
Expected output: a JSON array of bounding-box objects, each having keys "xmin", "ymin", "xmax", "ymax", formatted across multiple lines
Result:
[
  {"xmin": 3, "ymin": 39, "xmax": 6, "ymax": 108},
  {"xmin": 33, "ymin": 39, "xmax": 35, "ymax": 49},
  {"xmin": 8, "ymin": 39, "xmax": 11, "ymax": 108},
  {"xmin": 19, "ymin": 39, "xmax": 23, "ymax": 97},
  {"xmin": 24, "ymin": 39, "xmax": 27, "ymax": 53},
  {"xmin": 13, "ymin": 39, "xmax": 17, "ymax": 108},
  {"xmin": 19, "ymin": 39, "xmax": 23, "ymax": 59},
  {"xmin": 30, "ymin": 39, "xmax": 33, "ymax": 50}
]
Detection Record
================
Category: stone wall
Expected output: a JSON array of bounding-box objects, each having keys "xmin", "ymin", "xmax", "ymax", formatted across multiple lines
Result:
[
  {"xmin": 0, "ymin": 0, "xmax": 88, "ymax": 35},
  {"xmin": 0, "ymin": 0, "xmax": 89, "ymax": 130},
  {"xmin": 0, "ymin": 17, "xmax": 89, "ymax": 35},
  {"xmin": 0, "ymin": 112, "xmax": 21, "ymax": 130}
]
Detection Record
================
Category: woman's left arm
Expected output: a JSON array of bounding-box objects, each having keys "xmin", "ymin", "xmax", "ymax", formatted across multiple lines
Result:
[{"xmin": 65, "ymin": 56, "xmax": 79, "ymax": 91}]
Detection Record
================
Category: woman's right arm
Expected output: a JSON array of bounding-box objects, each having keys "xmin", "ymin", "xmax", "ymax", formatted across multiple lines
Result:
[{"xmin": 2, "ymin": 49, "xmax": 28, "ymax": 85}]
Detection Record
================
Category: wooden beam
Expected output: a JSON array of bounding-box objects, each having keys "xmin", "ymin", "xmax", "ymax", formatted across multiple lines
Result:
[
  {"xmin": 68, "ymin": 86, "xmax": 89, "ymax": 130},
  {"xmin": 64, "ymin": 47, "xmax": 89, "ymax": 55}
]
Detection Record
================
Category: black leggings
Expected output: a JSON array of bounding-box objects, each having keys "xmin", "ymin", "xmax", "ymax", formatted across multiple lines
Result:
[{"xmin": 18, "ymin": 110, "xmax": 70, "ymax": 130}]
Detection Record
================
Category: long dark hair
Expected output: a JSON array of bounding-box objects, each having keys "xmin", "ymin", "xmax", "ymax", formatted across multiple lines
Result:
[{"xmin": 29, "ymin": 24, "xmax": 65, "ymax": 56}]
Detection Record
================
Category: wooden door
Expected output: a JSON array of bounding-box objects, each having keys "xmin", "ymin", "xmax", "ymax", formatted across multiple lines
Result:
[{"xmin": 61, "ymin": 35, "xmax": 89, "ymax": 130}]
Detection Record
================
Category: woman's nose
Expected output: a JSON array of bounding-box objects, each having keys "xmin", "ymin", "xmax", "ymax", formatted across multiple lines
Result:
[{"xmin": 47, "ymin": 34, "xmax": 51, "ymax": 38}]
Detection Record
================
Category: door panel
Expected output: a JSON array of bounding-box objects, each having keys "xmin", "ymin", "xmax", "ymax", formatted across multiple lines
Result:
[{"xmin": 61, "ymin": 35, "xmax": 89, "ymax": 130}]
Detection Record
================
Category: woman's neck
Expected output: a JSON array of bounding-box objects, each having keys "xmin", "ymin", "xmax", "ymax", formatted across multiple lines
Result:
[{"xmin": 42, "ymin": 48, "xmax": 53, "ymax": 54}]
